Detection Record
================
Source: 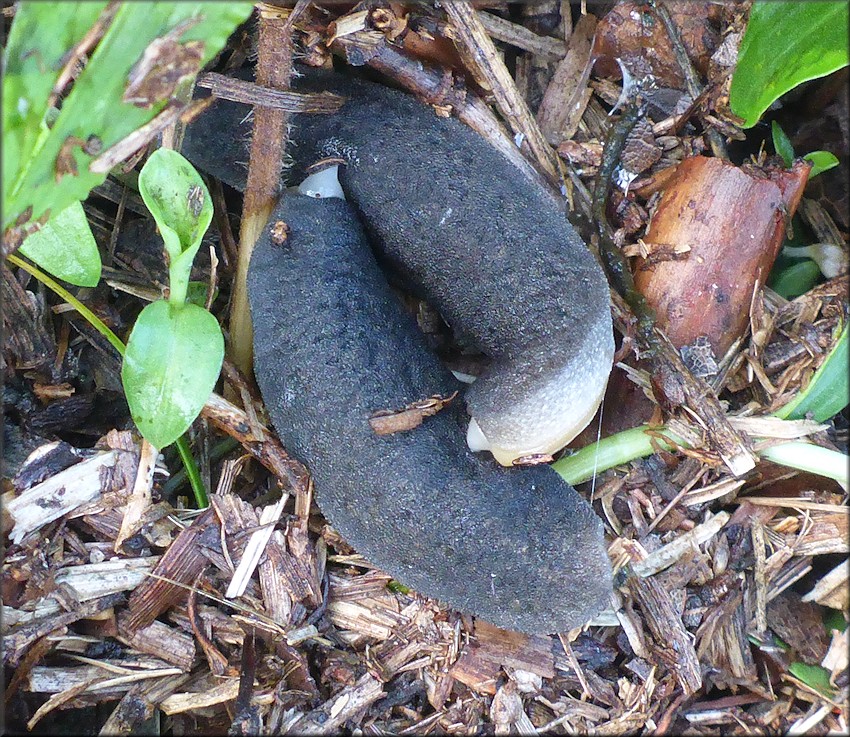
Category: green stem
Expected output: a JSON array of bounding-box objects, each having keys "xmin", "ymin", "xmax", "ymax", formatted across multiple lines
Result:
[
  {"xmin": 554, "ymin": 423, "xmax": 848, "ymax": 490},
  {"xmin": 7, "ymin": 252, "xmax": 126, "ymax": 356},
  {"xmin": 175, "ymin": 435, "xmax": 209, "ymax": 507},
  {"xmin": 759, "ymin": 442, "xmax": 848, "ymax": 490},
  {"xmin": 164, "ymin": 436, "xmax": 238, "ymax": 496},
  {"xmin": 7, "ymin": 251, "xmax": 210, "ymax": 508},
  {"xmin": 552, "ymin": 425, "xmax": 684, "ymax": 485}
]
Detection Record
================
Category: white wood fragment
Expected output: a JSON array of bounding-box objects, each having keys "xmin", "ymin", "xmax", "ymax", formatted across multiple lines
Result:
[
  {"xmin": 786, "ymin": 704, "xmax": 832, "ymax": 736},
  {"xmin": 6, "ymin": 450, "xmax": 120, "ymax": 544},
  {"xmin": 159, "ymin": 678, "xmax": 240, "ymax": 714},
  {"xmin": 728, "ymin": 416, "xmax": 828, "ymax": 439},
  {"xmin": 114, "ymin": 438, "xmax": 157, "ymax": 551},
  {"xmin": 631, "ymin": 511, "xmax": 730, "ymax": 578},
  {"xmin": 225, "ymin": 495, "xmax": 287, "ymax": 598},
  {"xmin": 7, "ymin": 557, "xmax": 159, "ymax": 624},
  {"xmin": 803, "ymin": 559, "xmax": 849, "ymax": 608}
]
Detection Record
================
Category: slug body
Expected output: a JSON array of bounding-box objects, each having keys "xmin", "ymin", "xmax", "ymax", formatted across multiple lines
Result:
[
  {"xmin": 185, "ymin": 70, "xmax": 614, "ymax": 465},
  {"xmin": 248, "ymin": 193, "xmax": 612, "ymax": 633}
]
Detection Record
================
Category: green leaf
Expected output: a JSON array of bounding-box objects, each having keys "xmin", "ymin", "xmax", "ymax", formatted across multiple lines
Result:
[
  {"xmin": 771, "ymin": 121, "xmax": 795, "ymax": 166},
  {"xmin": 3, "ymin": 1, "xmax": 254, "ymax": 231},
  {"xmin": 823, "ymin": 607, "xmax": 848, "ymax": 633},
  {"xmin": 122, "ymin": 300, "xmax": 224, "ymax": 449},
  {"xmin": 18, "ymin": 201, "xmax": 102, "ymax": 287},
  {"xmin": 138, "ymin": 148, "xmax": 213, "ymax": 306},
  {"xmin": 769, "ymin": 259, "xmax": 822, "ymax": 299},
  {"xmin": 775, "ymin": 323, "xmax": 848, "ymax": 422},
  {"xmin": 804, "ymin": 150, "xmax": 840, "ymax": 178},
  {"xmin": 730, "ymin": 1, "xmax": 850, "ymax": 128},
  {"xmin": 788, "ymin": 662, "xmax": 835, "ymax": 698},
  {"xmin": 2, "ymin": 2, "xmax": 108, "ymax": 208}
]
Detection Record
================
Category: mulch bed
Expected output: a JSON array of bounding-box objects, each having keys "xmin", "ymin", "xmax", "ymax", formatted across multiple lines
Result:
[{"xmin": 3, "ymin": 1, "xmax": 848, "ymax": 734}]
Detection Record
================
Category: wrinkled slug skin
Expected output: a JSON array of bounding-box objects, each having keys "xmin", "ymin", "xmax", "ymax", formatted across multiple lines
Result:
[
  {"xmin": 248, "ymin": 194, "xmax": 612, "ymax": 634},
  {"xmin": 184, "ymin": 70, "xmax": 615, "ymax": 463}
]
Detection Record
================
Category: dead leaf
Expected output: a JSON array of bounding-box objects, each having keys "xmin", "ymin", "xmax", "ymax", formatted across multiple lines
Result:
[
  {"xmin": 369, "ymin": 391, "xmax": 458, "ymax": 435},
  {"xmin": 124, "ymin": 28, "xmax": 204, "ymax": 108}
]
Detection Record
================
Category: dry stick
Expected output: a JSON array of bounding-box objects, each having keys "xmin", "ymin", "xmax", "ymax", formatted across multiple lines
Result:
[
  {"xmin": 442, "ymin": 1, "xmax": 561, "ymax": 184},
  {"xmin": 230, "ymin": 4, "xmax": 294, "ymax": 376},
  {"xmin": 47, "ymin": 1, "xmax": 120, "ymax": 108},
  {"xmin": 196, "ymin": 72, "xmax": 345, "ymax": 113},
  {"xmin": 593, "ymin": 97, "xmax": 756, "ymax": 477},
  {"xmin": 654, "ymin": 0, "xmax": 728, "ymax": 160},
  {"xmin": 201, "ymin": 392, "xmax": 311, "ymax": 504},
  {"xmin": 478, "ymin": 11, "xmax": 567, "ymax": 59}
]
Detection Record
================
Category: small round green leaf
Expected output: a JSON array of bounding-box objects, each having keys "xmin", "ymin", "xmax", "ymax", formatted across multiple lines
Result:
[
  {"xmin": 138, "ymin": 148, "xmax": 213, "ymax": 260},
  {"xmin": 18, "ymin": 201, "xmax": 102, "ymax": 287},
  {"xmin": 138, "ymin": 148, "xmax": 213, "ymax": 306},
  {"xmin": 122, "ymin": 299, "xmax": 224, "ymax": 449},
  {"xmin": 804, "ymin": 150, "xmax": 840, "ymax": 178}
]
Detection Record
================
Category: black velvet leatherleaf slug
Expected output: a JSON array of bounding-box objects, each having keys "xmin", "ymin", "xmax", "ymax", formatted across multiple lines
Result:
[{"xmin": 185, "ymin": 69, "xmax": 615, "ymax": 632}]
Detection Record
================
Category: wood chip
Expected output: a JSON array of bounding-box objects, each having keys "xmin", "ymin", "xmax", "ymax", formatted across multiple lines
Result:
[
  {"xmin": 627, "ymin": 575, "xmax": 702, "ymax": 695},
  {"xmin": 114, "ymin": 438, "xmax": 157, "ymax": 551},
  {"xmin": 450, "ymin": 620, "xmax": 555, "ymax": 696},
  {"xmin": 631, "ymin": 511, "xmax": 730, "ymax": 577},
  {"xmin": 159, "ymin": 677, "xmax": 240, "ymax": 715},
  {"xmin": 6, "ymin": 449, "xmax": 123, "ymax": 544},
  {"xmin": 369, "ymin": 391, "xmax": 458, "ymax": 435},
  {"xmin": 226, "ymin": 495, "xmax": 287, "ymax": 598}
]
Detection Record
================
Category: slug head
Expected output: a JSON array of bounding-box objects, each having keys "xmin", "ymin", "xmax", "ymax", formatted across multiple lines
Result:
[{"xmin": 465, "ymin": 314, "xmax": 614, "ymax": 466}]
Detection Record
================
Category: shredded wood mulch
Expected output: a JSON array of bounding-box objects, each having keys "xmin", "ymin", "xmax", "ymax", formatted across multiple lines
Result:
[{"xmin": 3, "ymin": 1, "xmax": 848, "ymax": 734}]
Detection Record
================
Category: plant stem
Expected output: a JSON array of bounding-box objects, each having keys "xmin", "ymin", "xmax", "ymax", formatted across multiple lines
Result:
[
  {"xmin": 555, "ymin": 422, "xmax": 848, "ymax": 490},
  {"xmin": 759, "ymin": 442, "xmax": 848, "ymax": 490},
  {"xmin": 174, "ymin": 435, "xmax": 209, "ymax": 507},
  {"xmin": 230, "ymin": 4, "xmax": 294, "ymax": 377},
  {"xmin": 163, "ymin": 436, "xmax": 238, "ymax": 496},
  {"xmin": 552, "ymin": 425, "xmax": 682, "ymax": 485},
  {"xmin": 7, "ymin": 252, "xmax": 126, "ymax": 355},
  {"xmin": 7, "ymin": 251, "xmax": 211, "ymax": 508}
]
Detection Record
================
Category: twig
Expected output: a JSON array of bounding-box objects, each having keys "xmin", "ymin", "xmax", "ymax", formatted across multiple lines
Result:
[
  {"xmin": 47, "ymin": 1, "xmax": 120, "ymax": 108},
  {"xmin": 89, "ymin": 97, "xmax": 214, "ymax": 174},
  {"xmin": 230, "ymin": 4, "xmax": 295, "ymax": 376},
  {"xmin": 591, "ymin": 95, "xmax": 756, "ymax": 476},
  {"xmin": 442, "ymin": 1, "xmax": 561, "ymax": 183},
  {"xmin": 478, "ymin": 11, "xmax": 567, "ymax": 59},
  {"xmin": 201, "ymin": 392, "xmax": 311, "ymax": 502},
  {"xmin": 197, "ymin": 72, "xmax": 345, "ymax": 113},
  {"xmin": 654, "ymin": 0, "xmax": 727, "ymax": 159}
]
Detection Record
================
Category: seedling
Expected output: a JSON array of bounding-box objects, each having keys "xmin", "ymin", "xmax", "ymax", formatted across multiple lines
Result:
[{"xmin": 122, "ymin": 148, "xmax": 224, "ymax": 453}]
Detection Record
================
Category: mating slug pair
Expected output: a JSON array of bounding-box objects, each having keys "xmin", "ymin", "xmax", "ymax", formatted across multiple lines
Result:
[{"xmin": 184, "ymin": 69, "xmax": 614, "ymax": 633}]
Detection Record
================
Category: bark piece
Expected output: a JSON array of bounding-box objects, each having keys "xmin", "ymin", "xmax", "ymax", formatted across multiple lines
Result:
[
  {"xmin": 634, "ymin": 156, "xmax": 810, "ymax": 356},
  {"xmin": 123, "ymin": 508, "xmax": 217, "ymax": 632},
  {"xmin": 594, "ymin": 1, "xmax": 723, "ymax": 89},
  {"xmin": 536, "ymin": 13, "xmax": 596, "ymax": 144},
  {"xmin": 450, "ymin": 620, "xmax": 555, "ymax": 696}
]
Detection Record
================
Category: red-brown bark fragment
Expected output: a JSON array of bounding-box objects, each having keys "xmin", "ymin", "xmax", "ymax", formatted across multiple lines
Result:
[{"xmin": 634, "ymin": 156, "xmax": 811, "ymax": 356}]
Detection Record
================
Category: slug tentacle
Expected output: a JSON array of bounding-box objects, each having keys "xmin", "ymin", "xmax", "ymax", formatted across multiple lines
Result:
[{"xmin": 248, "ymin": 193, "xmax": 612, "ymax": 633}]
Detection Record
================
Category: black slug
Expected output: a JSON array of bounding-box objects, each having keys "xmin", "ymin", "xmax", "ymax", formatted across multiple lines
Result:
[
  {"xmin": 184, "ymin": 69, "xmax": 614, "ymax": 465},
  {"xmin": 247, "ymin": 191, "xmax": 612, "ymax": 633},
  {"xmin": 184, "ymin": 68, "xmax": 615, "ymax": 632}
]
